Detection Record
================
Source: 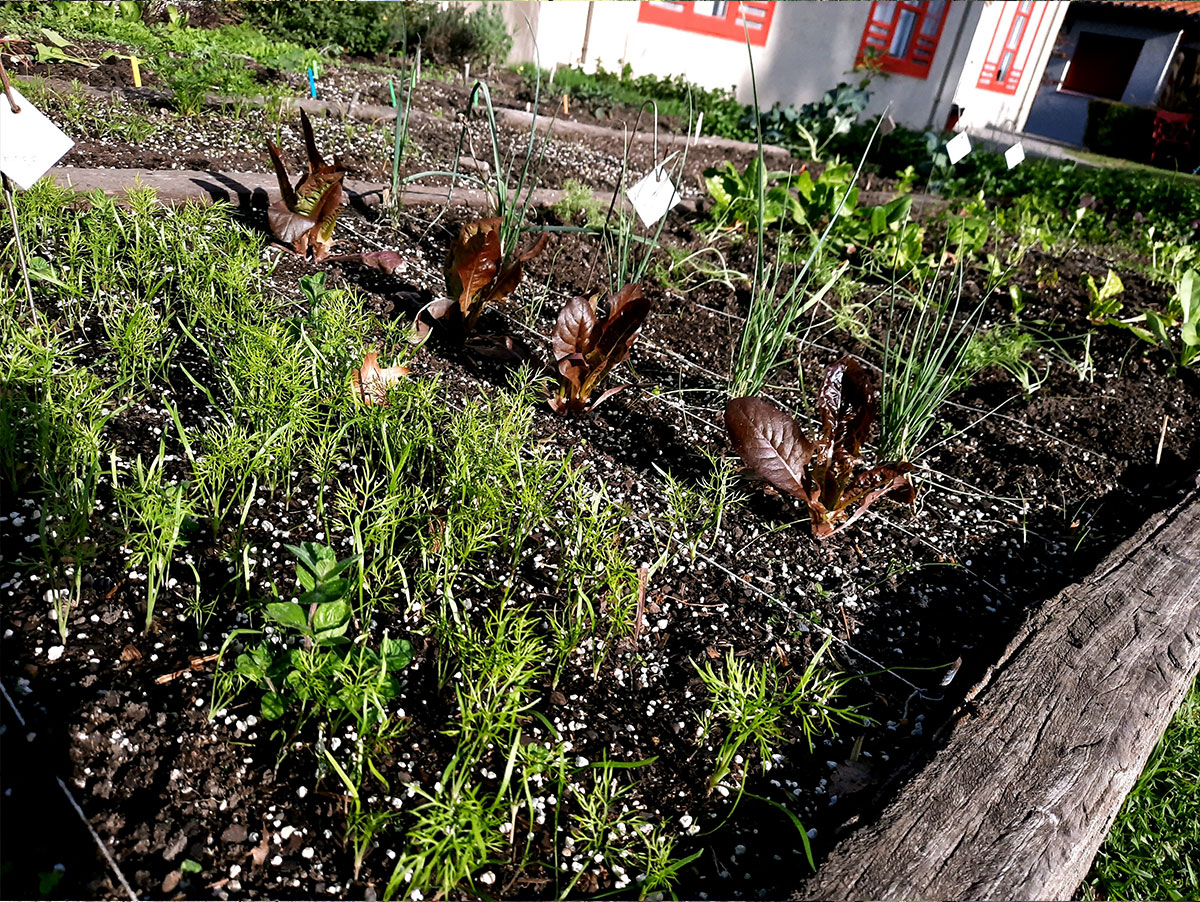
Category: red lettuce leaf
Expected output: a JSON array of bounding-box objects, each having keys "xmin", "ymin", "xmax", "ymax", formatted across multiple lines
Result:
[{"xmin": 724, "ymin": 397, "xmax": 813, "ymax": 501}]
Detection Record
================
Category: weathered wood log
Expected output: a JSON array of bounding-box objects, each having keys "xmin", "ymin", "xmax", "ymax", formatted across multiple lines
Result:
[
  {"xmin": 796, "ymin": 473, "xmax": 1200, "ymax": 902},
  {"xmin": 45, "ymin": 167, "xmax": 711, "ymax": 218}
]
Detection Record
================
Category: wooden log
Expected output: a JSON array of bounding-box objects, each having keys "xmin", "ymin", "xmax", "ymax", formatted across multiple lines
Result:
[
  {"xmin": 45, "ymin": 168, "xmax": 708, "ymax": 217},
  {"xmin": 796, "ymin": 473, "xmax": 1200, "ymax": 902}
]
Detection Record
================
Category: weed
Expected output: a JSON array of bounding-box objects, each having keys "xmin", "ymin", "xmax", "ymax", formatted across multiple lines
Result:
[{"xmin": 551, "ymin": 178, "xmax": 606, "ymax": 228}]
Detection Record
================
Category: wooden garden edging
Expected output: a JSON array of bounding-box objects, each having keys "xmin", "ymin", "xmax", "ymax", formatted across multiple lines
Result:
[{"xmin": 795, "ymin": 473, "xmax": 1200, "ymax": 901}]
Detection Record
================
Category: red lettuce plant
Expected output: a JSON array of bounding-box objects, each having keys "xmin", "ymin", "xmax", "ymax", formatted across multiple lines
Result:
[
  {"xmin": 266, "ymin": 109, "xmax": 346, "ymax": 262},
  {"xmin": 351, "ymin": 352, "xmax": 410, "ymax": 406},
  {"xmin": 425, "ymin": 216, "xmax": 548, "ymax": 338},
  {"xmin": 725, "ymin": 358, "xmax": 915, "ymax": 538},
  {"xmin": 549, "ymin": 285, "xmax": 650, "ymax": 415}
]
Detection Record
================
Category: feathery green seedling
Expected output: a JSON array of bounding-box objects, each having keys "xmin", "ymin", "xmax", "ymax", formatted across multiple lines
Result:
[
  {"xmin": 655, "ymin": 449, "xmax": 746, "ymax": 563},
  {"xmin": 695, "ymin": 639, "xmax": 864, "ymax": 793},
  {"xmin": 103, "ymin": 299, "xmax": 180, "ymax": 389},
  {"xmin": 560, "ymin": 758, "xmax": 696, "ymax": 899},
  {"xmin": 110, "ymin": 443, "xmax": 195, "ymax": 633},
  {"xmin": 878, "ymin": 266, "xmax": 982, "ymax": 462},
  {"xmin": 384, "ymin": 750, "xmax": 513, "ymax": 902}
]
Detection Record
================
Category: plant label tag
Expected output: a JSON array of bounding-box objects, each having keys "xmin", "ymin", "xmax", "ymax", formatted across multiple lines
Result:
[
  {"xmin": 945, "ymin": 130, "xmax": 971, "ymax": 165},
  {"xmin": 1004, "ymin": 141, "xmax": 1025, "ymax": 169},
  {"xmin": 626, "ymin": 167, "xmax": 680, "ymax": 228},
  {"xmin": 0, "ymin": 87, "xmax": 74, "ymax": 190}
]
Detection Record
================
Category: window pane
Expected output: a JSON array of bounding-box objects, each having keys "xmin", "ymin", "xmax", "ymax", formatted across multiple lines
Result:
[
  {"xmin": 695, "ymin": 1, "xmax": 729, "ymax": 17},
  {"xmin": 997, "ymin": 50, "xmax": 1015, "ymax": 82},
  {"xmin": 921, "ymin": 1, "xmax": 946, "ymax": 36},
  {"xmin": 891, "ymin": 8, "xmax": 916, "ymax": 56},
  {"xmin": 1007, "ymin": 14, "xmax": 1027, "ymax": 50},
  {"xmin": 1018, "ymin": 0, "xmax": 1034, "ymax": 11},
  {"xmin": 873, "ymin": 1, "xmax": 897, "ymax": 27}
]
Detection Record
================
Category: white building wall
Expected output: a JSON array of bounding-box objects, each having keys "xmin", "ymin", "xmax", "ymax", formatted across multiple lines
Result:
[
  {"xmin": 952, "ymin": 0, "xmax": 1070, "ymax": 132},
  {"xmin": 495, "ymin": 0, "xmax": 985, "ymax": 134}
]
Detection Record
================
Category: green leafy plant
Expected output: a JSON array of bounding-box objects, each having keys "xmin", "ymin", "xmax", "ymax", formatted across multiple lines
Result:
[
  {"xmin": 217, "ymin": 542, "xmax": 411, "ymax": 727},
  {"xmin": 747, "ymin": 82, "xmax": 870, "ymax": 161},
  {"xmin": 549, "ymin": 285, "xmax": 650, "ymax": 415},
  {"xmin": 266, "ymin": 109, "xmax": 347, "ymax": 261},
  {"xmin": 1143, "ymin": 268, "xmax": 1200, "ymax": 368},
  {"xmin": 726, "ymin": 359, "xmax": 915, "ymax": 538}
]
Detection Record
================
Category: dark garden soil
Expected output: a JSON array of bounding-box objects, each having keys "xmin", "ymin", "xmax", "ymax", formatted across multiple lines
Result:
[{"xmin": 3, "ymin": 51, "xmax": 1200, "ymax": 902}]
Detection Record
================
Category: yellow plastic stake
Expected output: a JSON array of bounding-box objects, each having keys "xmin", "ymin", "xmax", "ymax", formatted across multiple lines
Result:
[
  {"xmin": 129, "ymin": 55, "xmax": 141, "ymax": 88},
  {"xmin": 562, "ymin": 93, "xmax": 569, "ymax": 115}
]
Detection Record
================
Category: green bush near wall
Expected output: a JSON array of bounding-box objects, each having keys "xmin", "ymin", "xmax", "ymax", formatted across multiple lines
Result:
[{"xmin": 1083, "ymin": 99, "xmax": 1155, "ymax": 163}]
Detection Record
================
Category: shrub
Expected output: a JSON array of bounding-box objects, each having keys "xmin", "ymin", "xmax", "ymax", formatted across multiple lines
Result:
[
  {"xmin": 238, "ymin": 0, "xmax": 399, "ymax": 57},
  {"xmin": 404, "ymin": 2, "xmax": 512, "ymax": 68},
  {"xmin": 1083, "ymin": 99, "xmax": 1155, "ymax": 163}
]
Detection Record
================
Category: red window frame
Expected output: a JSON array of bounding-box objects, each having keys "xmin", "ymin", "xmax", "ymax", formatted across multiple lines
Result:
[
  {"xmin": 976, "ymin": 1, "xmax": 1049, "ymax": 95},
  {"xmin": 637, "ymin": 1, "xmax": 776, "ymax": 47},
  {"xmin": 856, "ymin": 1, "xmax": 950, "ymax": 79}
]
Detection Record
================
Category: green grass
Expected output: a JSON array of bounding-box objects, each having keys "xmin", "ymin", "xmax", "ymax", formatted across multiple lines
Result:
[
  {"xmin": 1082, "ymin": 682, "xmax": 1200, "ymax": 902},
  {"xmin": 1064, "ymin": 149, "xmax": 1200, "ymax": 182}
]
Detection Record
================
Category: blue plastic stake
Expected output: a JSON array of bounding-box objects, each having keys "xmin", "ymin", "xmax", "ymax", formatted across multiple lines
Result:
[{"xmin": 308, "ymin": 67, "xmax": 317, "ymax": 99}]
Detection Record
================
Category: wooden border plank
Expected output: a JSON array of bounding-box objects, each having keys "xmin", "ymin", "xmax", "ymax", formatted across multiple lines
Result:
[{"xmin": 797, "ymin": 474, "xmax": 1200, "ymax": 901}]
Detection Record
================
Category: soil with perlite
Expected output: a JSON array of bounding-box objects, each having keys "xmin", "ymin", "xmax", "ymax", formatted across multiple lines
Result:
[{"xmin": 3, "ymin": 53, "xmax": 1199, "ymax": 902}]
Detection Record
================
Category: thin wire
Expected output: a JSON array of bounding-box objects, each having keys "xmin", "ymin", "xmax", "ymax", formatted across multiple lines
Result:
[
  {"xmin": 0, "ymin": 680, "xmax": 139, "ymax": 901},
  {"xmin": 641, "ymin": 517, "xmax": 934, "ymax": 698}
]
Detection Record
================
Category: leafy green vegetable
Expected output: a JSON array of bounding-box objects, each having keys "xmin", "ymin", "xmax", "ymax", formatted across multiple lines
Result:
[{"xmin": 1084, "ymin": 269, "xmax": 1125, "ymax": 322}]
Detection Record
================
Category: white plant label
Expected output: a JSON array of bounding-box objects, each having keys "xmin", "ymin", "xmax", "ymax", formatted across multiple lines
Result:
[
  {"xmin": 1004, "ymin": 141, "xmax": 1025, "ymax": 169},
  {"xmin": 626, "ymin": 166, "xmax": 680, "ymax": 228},
  {"xmin": 0, "ymin": 87, "xmax": 74, "ymax": 189},
  {"xmin": 945, "ymin": 130, "xmax": 972, "ymax": 165}
]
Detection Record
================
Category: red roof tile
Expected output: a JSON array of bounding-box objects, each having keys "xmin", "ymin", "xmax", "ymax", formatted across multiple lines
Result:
[{"xmin": 1085, "ymin": 0, "xmax": 1200, "ymax": 19}]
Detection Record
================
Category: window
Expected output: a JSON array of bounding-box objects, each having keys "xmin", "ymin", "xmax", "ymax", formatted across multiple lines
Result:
[
  {"xmin": 976, "ymin": 1, "xmax": 1050, "ymax": 95},
  {"xmin": 1060, "ymin": 31, "xmax": 1143, "ymax": 100},
  {"xmin": 637, "ymin": 1, "xmax": 776, "ymax": 47},
  {"xmin": 856, "ymin": 1, "xmax": 950, "ymax": 79}
]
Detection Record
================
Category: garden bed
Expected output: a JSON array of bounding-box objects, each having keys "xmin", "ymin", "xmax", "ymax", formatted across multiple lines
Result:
[{"xmin": 3, "ymin": 24, "xmax": 1200, "ymax": 902}]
